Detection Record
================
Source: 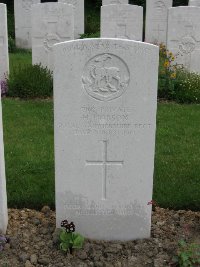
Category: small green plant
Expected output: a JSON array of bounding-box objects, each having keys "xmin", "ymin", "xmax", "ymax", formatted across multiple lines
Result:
[
  {"xmin": 158, "ymin": 44, "xmax": 177, "ymax": 100},
  {"xmin": 171, "ymin": 240, "xmax": 200, "ymax": 267},
  {"xmin": 158, "ymin": 44, "xmax": 200, "ymax": 103},
  {"xmin": 59, "ymin": 220, "xmax": 84, "ymax": 254},
  {"xmin": 173, "ymin": 69, "xmax": 200, "ymax": 103},
  {"xmin": 7, "ymin": 63, "xmax": 53, "ymax": 99}
]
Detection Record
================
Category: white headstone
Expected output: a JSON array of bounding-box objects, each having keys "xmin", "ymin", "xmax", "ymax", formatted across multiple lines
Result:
[
  {"xmin": 54, "ymin": 39, "xmax": 159, "ymax": 241},
  {"xmin": 0, "ymin": 92, "xmax": 8, "ymax": 234},
  {"xmin": 0, "ymin": 4, "xmax": 9, "ymax": 81},
  {"xmin": 14, "ymin": 0, "xmax": 40, "ymax": 49},
  {"xmin": 101, "ymin": 4, "xmax": 143, "ymax": 41},
  {"xmin": 58, "ymin": 0, "xmax": 84, "ymax": 39},
  {"xmin": 32, "ymin": 3, "xmax": 74, "ymax": 71},
  {"xmin": 167, "ymin": 6, "xmax": 200, "ymax": 73},
  {"xmin": 103, "ymin": 0, "xmax": 128, "ymax": 5},
  {"xmin": 189, "ymin": 0, "xmax": 200, "ymax": 6},
  {"xmin": 145, "ymin": 0, "xmax": 172, "ymax": 45}
]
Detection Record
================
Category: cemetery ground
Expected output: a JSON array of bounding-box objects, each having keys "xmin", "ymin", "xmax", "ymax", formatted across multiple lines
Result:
[{"xmin": 0, "ymin": 50, "xmax": 199, "ymax": 267}]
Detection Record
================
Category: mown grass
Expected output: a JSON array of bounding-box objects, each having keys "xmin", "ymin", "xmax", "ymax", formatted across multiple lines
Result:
[
  {"xmin": 2, "ymin": 98, "xmax": 200, "ymax": 210},
  {"xmin": 9, "ymin": 51, "xmax": 32, "ymax": 75},
  {"xmin": 154, "ymin": 103, "xmax": 200, "ymax": 210},
  {"xmin": 2, "ymin": 98, "xmax": 54, "ymax": 209}
]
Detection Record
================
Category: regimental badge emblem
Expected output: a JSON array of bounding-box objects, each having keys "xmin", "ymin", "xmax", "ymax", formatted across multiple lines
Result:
[
  {"xmin": 82, "ymin": 54, "xmax": 130, "ymax": 101},
  {"xmin": 22, "ymin": 0, "xmax": 34, "ymax": 11},
  {"xmin": 43, "ymin": 34, "xmax": 61, "ymax": 52},
  {"xmin": 179, "ymin": 36, "xmax": 196, "ymax": 54},
  {"xmin": 154, "ymin": 1, "xmax": 166, "ymax": 12}
]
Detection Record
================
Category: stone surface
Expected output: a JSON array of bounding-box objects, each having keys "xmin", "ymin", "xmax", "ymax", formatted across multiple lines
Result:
[
  {"xmin": 103, "ymin": 0, "xmax": 128, "ymax": 5},
  {"xmin": 0, "ymin": 4, "xmax": 9, "ymax": 81},
  {"xmin": 58, "ymin": 0, "xmax": 84, "ymax": 39},
  {"xmin": 14, "ymin": 0, "xmax": 40, "ymax": 49},
  {"xmin": 54, "ymin": 39, "xmax": 159, "ymax": 241},
  {"xmin": 167, "ymin": 6, "xmax": 200, "ymax": 73},
  {"xmin": 101, "ymin": 4, "xmax": 143, "ymax": 41},
  {"xmin": 32, "ymin": 3, "xmax": 74, "ymax": 70},
  {"xmin": 145, "ymin": 0, "xmax": 172, "ymax": 45},
  {"xmin": 0, "ymin": 80, "xmax": 7, "ymax": 234},
  {"xmin": 189, "ymin": 0, "xmax": 200, "ymax": 6}
]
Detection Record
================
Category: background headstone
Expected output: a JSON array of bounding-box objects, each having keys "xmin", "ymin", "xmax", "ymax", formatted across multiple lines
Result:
[
  {"xmin": 167, "ymin": 6, "xmax": 200, "ymax": 73},
  {"xmin": 58, "ymin": 0, "xmax": 84, "ymax": 39},
  {"xmin": 14, "ymin": 0, "xmax": 40, "ymax": 49},
  {"xmin": 145, "ymin": 0, "xmax": 172, "ymax": 45},
  {"xmin": 101, "ymin": 4, "xmax": 143, "ymax": 40},
  {"xmin": 32, "ymin": 3, "xmax": 74, "ymax": 71},
  {"xmin": 54, "ymin": 39, "xmax": 159, "ymax": 241},
  {"xmin": 0, "ymin": 91, "xmax": 8, "ymax": 234},
  {"xmin": 0, "ymin": 4, "xmax": 9, "ymax": 82},
  {"xmin": 103, "ymin": 0, "xmax": 128, "ymax": 5},
  {"xmin": 189, "ymin": 0, "xmax": 200, "ymax": 6}
]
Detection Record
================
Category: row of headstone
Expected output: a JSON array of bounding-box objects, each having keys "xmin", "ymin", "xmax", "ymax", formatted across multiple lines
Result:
[
  {"xmin": 0, "ymin": 4, "xmax": 8, "ymax": 234},
  {"xmin": 0, "ymin": 4, "xmax": 9, "ymax": 82},
  {"xmin": 101, "ymin": 0, "xmax": 172, "ymax": 45},
  {"xmin": 14, "ymin": 0, "xmax": 84, "ymax": 49},
  {"xmin": 145, "ymin": 1, "xmax": 200, "ymax": 73},
  {"xmin": 0, "ymin": 0, "xmax": 199, "ymax": 239},
  {"xmin": 0, "ymin": 35, "xmax": 159, "ymax": 241}
]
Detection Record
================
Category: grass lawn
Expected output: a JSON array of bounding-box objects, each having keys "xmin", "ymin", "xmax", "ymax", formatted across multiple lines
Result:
[
  {"xmin": 9, "ymin": 51, "xmax": 32, "ymax": 75},
  {"xmin": 2, "ymin": 98, "xmax": 200, "ymax": 210}
]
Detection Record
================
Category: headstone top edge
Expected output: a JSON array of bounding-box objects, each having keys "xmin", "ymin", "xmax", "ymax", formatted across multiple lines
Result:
[
  {"xmin": 53, "ymin": 38, "xmax": 159, "ymax": 50},
  {"xmin": 32, "ymin": 2, "xmax": 74, "ymax": 8},
  {"xmin": 169, "ymin": 6, "xmax": 200, "ymax": 10},
  {"xmin": 0, "ymin": 3, "xmax": 6, "ymax": 8},
  {"xmin": 101, "ymin": 4, "xmax": 142, "ymax": 7}
]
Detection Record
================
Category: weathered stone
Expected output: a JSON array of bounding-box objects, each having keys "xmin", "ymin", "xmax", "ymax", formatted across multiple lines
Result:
[
  {"xmin": 38, "ymin": 256, "xmax": 50, "ymax": 265},
  {"xmin": 30, "ymin": 254, "xmax": 38, "ymax": 264},
  {"xmin": 0, "ymin": 4, "xmax": 9, "ymax": 81},
  {"xmin": 14, "ymin": 0, "xmax": 40, "ymax": 49},
  {"xmin": 52, "ymin": 228, "xmax": 62, "ymax": 244},
  {"xmin": 32, "ymin": 2, "xmax": 74, "ymax": 70},
  {"xmin": 54, "ymin": 39, "xmax": 159, "ymax": 241},
  {"xmin": 102, "ymin": 0, "xmax": 128, "ymax": 4},
  {"xmin": 101, "ymin": 4, "xmax": 143, "ymax": 41},
  {"xmin": 25, "ymin": 260, "xmax": 33, "ymax": 267},
  {"xmin": 167, "ymin": 6, "xmax": 200, "ymax": 73},
  {"xmin": 19, "ymin": 253, "xmax": 30, "ymax": 263},
  {"xmin": 76, "ymin": 250, "xmax": 88, "ymax": 260},
  {"xmin": 145, "ymin": 0, "xmax": 172, "ymax": 44},
  {"xmin": 0, "ymin": 39, "xmax": 8, "ymax": 233},
  {"xmin": 189, "ymin": 0, "xmax": 200, "ymax": 6},
  {"xmin": 58, "ymin": 0, "xmax": 84, "ymax": 38}
]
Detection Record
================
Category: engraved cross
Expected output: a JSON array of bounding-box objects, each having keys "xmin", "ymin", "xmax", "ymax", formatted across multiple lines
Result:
[{"xmin": 86, "ymin": 140, "xmax": 124, "ymax": 200}]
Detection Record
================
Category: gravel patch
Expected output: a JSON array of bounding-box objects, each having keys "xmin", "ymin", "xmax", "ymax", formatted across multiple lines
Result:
[{"xmin": 0, "ymin": 207, "xmax": 199, "ymax": 267}]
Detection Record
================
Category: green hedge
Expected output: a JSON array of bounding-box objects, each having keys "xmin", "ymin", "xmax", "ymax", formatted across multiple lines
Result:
[{"xmin": 7, "ymin": 64, "xmax": 53, "ymax": 99}]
